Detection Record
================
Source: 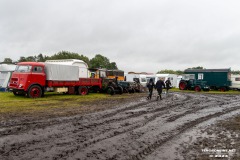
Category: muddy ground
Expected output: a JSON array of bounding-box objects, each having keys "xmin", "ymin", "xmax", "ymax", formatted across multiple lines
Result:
[{"xmin": 1, "ymin": 92, "xmax": 240, "ymax": 160}]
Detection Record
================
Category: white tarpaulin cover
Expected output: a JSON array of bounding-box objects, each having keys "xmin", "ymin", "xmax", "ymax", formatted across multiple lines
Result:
[
  {"xmin": 45, "ymin": 63, "xmax": 79, "ymax": 81},
  {"xmin": 0, "ymin": 64, "xmax": 16, "ymax": 88},
  {"xmin": 45, "ymin": 59, "xmax": 89, "ymax": 78}
]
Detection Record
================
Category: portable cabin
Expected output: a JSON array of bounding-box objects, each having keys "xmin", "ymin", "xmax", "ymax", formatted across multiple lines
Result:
[
  {"xmin": 184, "ymin": 68, "xmax": 232, "ymax": 91},
  {"xmin": 0, "ymin": 64, "xmax": 16, "ymax": 91},
  {"xmin": 230, "ymin": 74, "xmax": 240, "ymax": 90},
  {"xmin": 45, "ymin": 59, "xmax": 89, "ymax": 78}
]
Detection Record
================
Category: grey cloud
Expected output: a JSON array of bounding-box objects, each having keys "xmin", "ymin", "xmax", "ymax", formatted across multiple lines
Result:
[{"xmin": 1, "ymin": 0, "xmax": 240, "ymax": 72}]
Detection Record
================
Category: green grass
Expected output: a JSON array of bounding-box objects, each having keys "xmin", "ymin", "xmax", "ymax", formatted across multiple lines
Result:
[{"xmin": 0, "ymin": 92, "xmax": 111, "ymax": 115}]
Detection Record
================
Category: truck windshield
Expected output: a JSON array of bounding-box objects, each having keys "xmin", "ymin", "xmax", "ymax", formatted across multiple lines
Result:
[{"xmin": 15, "ymin": 65, "xmax": 32, "ymax": 73}]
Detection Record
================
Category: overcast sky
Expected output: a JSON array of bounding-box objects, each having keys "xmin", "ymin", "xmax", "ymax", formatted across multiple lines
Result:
[{"xmin": 1, "ymin": 0, "xmax": 240, "ymax": 73}]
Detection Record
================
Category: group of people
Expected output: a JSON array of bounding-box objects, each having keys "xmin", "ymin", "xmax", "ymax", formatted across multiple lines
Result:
[{"xmin": 146, "ymin": 77, "xmax": 171, "ymax": 100}]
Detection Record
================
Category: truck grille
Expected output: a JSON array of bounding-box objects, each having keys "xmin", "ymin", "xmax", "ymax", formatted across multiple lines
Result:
[{"xmin": 9, "ymin": 78, "xmax": 18, "ymax": 87}]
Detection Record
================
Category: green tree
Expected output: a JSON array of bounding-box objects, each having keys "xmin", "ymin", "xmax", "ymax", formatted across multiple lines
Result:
[
  {"xmin": 3, "ymin": 58, "xmax": 13, "ymax": 64},
  {"xmin": 36, "ymin": 54, "xmax": 45, "ymax": 62},
  {"xmin": 107, "ymin": 62, "xmax": 118, "ymax": 70},
  {"xmin": 18, "ymin": 56, "xmax": 27, "ymax": 62},
  {"xmin": 157, "ymin": 69, "xmax": 184, "ymax": 75},
  {"xmin": 90, "ymin": 54, "xmax": 118, "ymax": 69},
  {"xmin": 26, "ymin": 56, "xmax": 37, "ymax": 62},
  {"xmin": 231, "ymin": 70, "xmax": 240, "ymax": 75},
  {"xmin": 188, "ymin": 66, "xmax": 204, "ymax": 69}
]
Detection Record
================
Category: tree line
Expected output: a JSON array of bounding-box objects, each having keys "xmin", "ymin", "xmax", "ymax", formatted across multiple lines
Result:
[
  {"xmin": 157, "ymin": 66, "xmax": 240, "ymax": 75},
  {"xmin": 2, "ymin": 56, "xmax": 240, "ymax": 74},
  {"xmin": 1, "ymin": 51, "xmax": 118, "ymax": 70}
]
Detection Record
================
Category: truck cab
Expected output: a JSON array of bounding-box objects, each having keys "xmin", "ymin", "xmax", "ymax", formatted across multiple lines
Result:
[{"xmin": 9, "ymin": 62, "xmax": 46, "ymax": 97}]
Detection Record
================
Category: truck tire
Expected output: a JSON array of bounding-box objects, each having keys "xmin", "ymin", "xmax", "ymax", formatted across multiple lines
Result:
[
  {"xmin": 118, "ymin": 86, "xmax": 123, "ymax": 95},
  {"xmin": 131, "ymin": 88, "xmax": 135, "ymax": 94},
  {"xmin": 220, "ymin": 87, "xmax": 226, "ymax": 92},
  {"xmin": 107, "ymin": 86, "xmax": 115, "ymax": 95},
  {"xmin": 194, "ymin": 86, "xmax": 201, "ymax": 92},
  {"xmin": 179, "ymin": 81, "xmax": 187, "ymax": 90},
  {"xmin": 27, "ymin": 85, "xmax": 42, "ymax": 98},
  {"xmin": 79, "ymin": 86, "xmax": 88, "ymax": 95}
]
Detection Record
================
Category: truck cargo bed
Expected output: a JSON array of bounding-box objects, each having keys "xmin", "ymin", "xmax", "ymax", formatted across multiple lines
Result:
[{"xmin": 47, "ymin": 78, "xmax": 102, "ymax": 88}]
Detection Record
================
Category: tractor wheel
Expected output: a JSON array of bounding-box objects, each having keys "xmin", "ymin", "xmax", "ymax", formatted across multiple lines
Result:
[
  {"xmin": 179, "ymin": 81, "xmax": 187, "ymax": 90},
  {"xmin": 220, "ymin": 87, "xmax": 226, "ymax": 92},
  {"xmin": 79, "ymin": 86, "xmax": 88, "ymax": 95},
  {"xmin": 107, "ymin": 86, "xmax": 115, "ymax": 95},
  {"xmin": 131, "ymin": 88, "xmax": 135, "ymax": 94},
  {"xmin": 118, "ymin": 86, "xmax": 123, "ymax": 95},
  {"xmin": 194, "ymin": 86, "xmax": 201, "ymax": 92},
  {"xmin": 27, "ymin": 85, "xmax": 42, "ymax": 98}
]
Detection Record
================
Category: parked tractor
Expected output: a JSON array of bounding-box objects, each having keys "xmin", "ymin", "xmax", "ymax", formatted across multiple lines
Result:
[
  {"xmin": 88, "ymin": 68, "xmax": 123, "ymax": 95},
  {"xmin": 101, "ymin": 78, "xmax": 123, "ymax": 95},
  {"xmin": 118, "ymin": 81, "xmax": 135, "ymax": 93},
  {"xmin": 179, "ymin": 74, "xmax": 210, "ymax": 92}
]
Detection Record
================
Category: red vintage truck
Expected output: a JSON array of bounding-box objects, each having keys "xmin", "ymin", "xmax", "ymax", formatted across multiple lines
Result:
[{"xmin": 8, "ymin": 61, "xmax": 102, "ymax": 98}]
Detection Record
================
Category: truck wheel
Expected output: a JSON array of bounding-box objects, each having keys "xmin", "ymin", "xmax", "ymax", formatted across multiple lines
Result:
[
  {"xmin": 179, "ymin": 81, "xmax": 187, "ymax": 90},
  {"xmin": 118, "ymin": 86, "xmax": 123, "ymax": 95},
  {"xmin": 220, "ymin": 87, "xmax": 226, "ymax": 92},
  {"xmin": 27, "ymin": 85, "xmax": 42, "ymax": 98},
  {"xmin": 131, "ymin": 88, "xmax": 135, "ymax": 94},
  {"xmin": 107, "ymin": 86, "xmax": 115, "ymax": 95},
  {"xmin": 79, "ymin": 86, "xmax": 88, "ymax": 95},
  {"xmin": 194, "ymin": 86, "xmax": 201, "ymax": 92}
]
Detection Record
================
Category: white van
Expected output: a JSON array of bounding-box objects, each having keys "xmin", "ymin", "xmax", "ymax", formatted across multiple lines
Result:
[{"xmin": 124, "ymin": 74, "xmax": 147, "ymax": 87}]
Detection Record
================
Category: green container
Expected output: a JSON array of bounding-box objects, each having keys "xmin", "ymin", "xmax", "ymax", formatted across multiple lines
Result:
[{"xmin": 184, "ymin": 68, "xmax": 232, "ymax": 91}]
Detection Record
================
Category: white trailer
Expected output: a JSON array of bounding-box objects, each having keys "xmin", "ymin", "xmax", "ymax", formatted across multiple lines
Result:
[
  {"xmin": 124, "ymin": 73, "xmax": 147, "ymax": 87},
  {"xmin": 154, "ymin": 74, "xmax": 178, "ymax": 88},
  {"xmin": 0, "ymin": 64, "xmax": 16, "ymax": 91},
  {"xmin": 45, "ymin": 59, "xmax": 89, "ymax": 78},
  {"xmin": 230, "ymin": 74, "xmax": 240, "ymax": 90},
  {"xmin": 177, "ymin": 75, "xmax": 183, "ymax": 88}
]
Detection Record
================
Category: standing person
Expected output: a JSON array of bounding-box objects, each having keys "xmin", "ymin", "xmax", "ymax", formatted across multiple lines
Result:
[
  {"xmin": 147, "ymin": 78, "xmax": 155, "ymax": 100},
  {"xmin": 165, "ymin": 78, "xmax": 172, "ymax": 94},
  {"xmin": 155, "ymin": 78, "xmax": 165, "ymax": 100}
]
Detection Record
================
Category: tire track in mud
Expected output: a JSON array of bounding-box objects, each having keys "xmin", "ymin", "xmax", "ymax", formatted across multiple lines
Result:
[
  {"xmin": 50, "ymin": 95, "xmax": 210, "ymax": 159},
  {"xmin": 0, "ymin": 94, "xmax": 192, "ymax": 160},
  {"xmin": 2, "ymin": 93, "xmax": 238, "ymax": 160},
  {"xmin": 167, "ymin": 100, "xmax": 240, "ymax": 123},
  {"xmin": 129, "ymin": 105, "xmax": 240, "ymax": 160},
  {"xmin": 0, "ymin": 93, "xmax": 189, "ymax": 137}
]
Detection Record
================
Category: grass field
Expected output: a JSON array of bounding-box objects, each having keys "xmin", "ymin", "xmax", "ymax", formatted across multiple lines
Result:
[{"xmin": 0, "ymin": 92, "xmax": 114, "ymax": 116}]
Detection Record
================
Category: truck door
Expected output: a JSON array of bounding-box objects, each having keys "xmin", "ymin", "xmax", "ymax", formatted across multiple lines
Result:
[{"xmin": 30, "ymin": 66, "xmax": 46, "ymax": 86}]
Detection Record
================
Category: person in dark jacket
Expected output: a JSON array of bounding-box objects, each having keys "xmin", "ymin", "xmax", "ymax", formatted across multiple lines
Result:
[
  {"xmin": 165, "ymin": 78, "xmax": 171, "ymax": 94},
  {"xmin": 147, "ymin": 78, "xmax": 155, "ymax": 100},
  {"xmin": 155, "ymin": 78, "xmax": 165, "ymax": 100}
]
